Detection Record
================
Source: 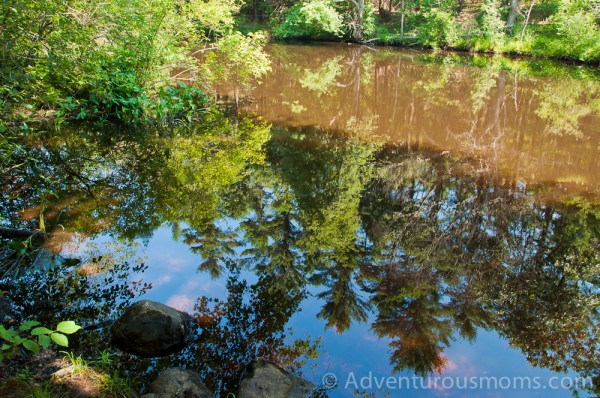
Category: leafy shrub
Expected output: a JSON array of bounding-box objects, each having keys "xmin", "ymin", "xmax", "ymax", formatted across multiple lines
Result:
[
  {"xmin": 417, "ymin": 9, "xmax": 458, "ymax": 49},
  {"xmin": 374, "ymin": 24, "xmax": 404, "ymax": 45},
  {"xmin": 0, "ymin": 0, "xmax": 269, "ymax": 123},
  {"xmin": 501, "ymin": 30, "xmax": 536, "ymax": 54},
  {"xmin": 542, "ymin": 2, "xmax": 600, "ymax": 62},
  {"xmin": 153, "ymin": 83, "xmax": 210, "ymax": 124},
  {"xmin": 477, "ymin": 0, "xmax": 506, "ymax": 50},
  {"xmin": 202, "ymin": 31, "xmax": 272, "ymax": 93},
  {"xmin": 274, "ymin": 0, "xmax": 344, "ymax": 39}
]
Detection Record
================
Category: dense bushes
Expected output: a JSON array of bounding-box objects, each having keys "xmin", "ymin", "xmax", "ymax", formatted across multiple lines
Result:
[
  {"xmin": 0, "ymin": 0, "xmax": 270, "ymax": 124},
  {"xmin": 417, "ymin": 9, "xmax": 458, "ymax": 48},
  {"xmin": 1, "ymin": 0, "xmax": 597, "ymax": 125},
  {"xmin": 359, "ymin": 2, "xmax": 379, "ymax": 38},
  {"xmin": 274, "ymin": 0, "xmax": 344, "ymax": 39},
  {"xmin": 267, "ymin": 0, "xmax": 599, "ymax": 63},
  {"xmin": 537, "ymin": 3, "xmax": 600, "ymax": 62},
  {"xmin": 378, "ymin": 0, "xmax": 599, "ymax": 62},
  {"xmin": 273, "ymin": 0, "xmax": 378, "ymax": 40}
]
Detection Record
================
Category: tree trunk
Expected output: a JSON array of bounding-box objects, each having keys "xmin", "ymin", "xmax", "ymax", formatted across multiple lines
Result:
[
  {"xmin": 507, "ymin": 0, "xmax": 520, "ymax": 34},
  {"xmin": 400, "ymin": 0, "xmax": 406, "ymax": 40},
  {"xmin": 351, "ymin": 0, "xmax": 365, "ymax": 40},
  {"xmin": 253, "ymin": 0, "xmax": 259, "ymax": 22}
]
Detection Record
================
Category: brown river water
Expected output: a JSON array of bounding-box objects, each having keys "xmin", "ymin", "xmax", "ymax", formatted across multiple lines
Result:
[{"xmin": 220, "ymin": 43, "xmax": 600, "ymax": 199}]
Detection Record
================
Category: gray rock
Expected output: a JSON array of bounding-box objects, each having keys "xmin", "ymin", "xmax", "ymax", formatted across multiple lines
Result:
[
  {"xmin": 110, "ymin": 300, "xmax": 193, "ymax": 357},
  {"xmin": 238, "ymin": 358, "xmax": 315, "ymax": 398},
  {"xmin": 141, "ymin": 368, "xmax": 212, "ymax": 398}
]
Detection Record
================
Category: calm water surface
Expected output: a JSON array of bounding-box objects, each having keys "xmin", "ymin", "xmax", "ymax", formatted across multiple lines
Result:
[{"xmin": 1, "ymin": 43, "xmax": 599, "ymax": 397}]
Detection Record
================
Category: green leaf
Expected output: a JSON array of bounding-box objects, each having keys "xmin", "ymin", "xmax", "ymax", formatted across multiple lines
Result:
[
  {"xmin": 22, "ymin": 339, "xmax": 40, "ymax": 355},
  {"xmin": 56, "ymin": 321, "xmax": 81, "ymax": 335},
  {"xmin": 38, "ymin": 335, "xmax": 51, "ymax": 349},
  {"xmin": 19, "ymin": 321, "xmax": 41, "ymax": 332},
  {"xmin": 50, "ymin": 333, "xmax": 68, "ymax": 347},
  {"xmin": 31, "ymin": 327, "xmax": 53, "ymax": 336},
  {"xmin": 0, "ymin": 328, "xmax": 19, "ymax": 343},
  {"xmin": 2, "ymin": 344, "xmax": 11, "ymax": 351}
]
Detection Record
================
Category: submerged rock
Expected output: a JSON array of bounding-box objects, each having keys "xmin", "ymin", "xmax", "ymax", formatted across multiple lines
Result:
[
  {"xmin": 238, "ymin": 357, "xmax": 315, "ymax": 398},
  {"xmin": 109, "ymin": 300, "xmax": 193, "ymax": 357},
  {"xmin": 141, "ymin": 368, "xmax": 212, "ymax": 398}
]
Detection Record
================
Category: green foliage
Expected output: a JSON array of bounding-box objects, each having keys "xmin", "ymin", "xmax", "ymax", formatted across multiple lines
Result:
[
  {"xmin": 95, "ymin": 350, "xmax": 114, "ymax": 369},
  {"xmin": 361, "ymin": 2, "xmax": 378, "ymax": 38},
  {"xmin": 0, "ymin": 320, "xmax": 81, "ymax": 361},
  {"xmin": 231, "ymin": 0, "xmax": 599, "ymax": 63},
  {"xmin": 501, "ymin": 30, "xmax": 536, "ymax": 54},
  {"xmin": 274, "ymin": 0, "xmax": 344, "ymax": 39},
  {"xmin": 299, "ymin": 56, "xmax": 343, "ymax": 95},
  {"xmin": 153, "ymin": 83, "xmax": 210, "ymax": 124},
  {"xmin": 235, "ymin": 16, "xmax": 269, "ymax": 35},
  {"xmin": 373, "ymin": 24, "xmax": 406, "ymax": 45},
  {"xmin": 63, "ymin": 351, "xmax": 88, "ymax": 375},
  {"xmin": 417, "ymin": 9, "xmax": 458, "ymax": 48},
  {"xmin": 536, "ymin": 1, "xmax": 600, "ymax": 62},
  {"xmin": 476, "ymin": 0, "xmax": 506, "ymax": 50},
  {"xmin": 0, "ymin": 0, "xmax": 270, "ymax": 123},
  {"xmin": 202, "ymin": 31, "xmax": 272, "ymax": 93}
]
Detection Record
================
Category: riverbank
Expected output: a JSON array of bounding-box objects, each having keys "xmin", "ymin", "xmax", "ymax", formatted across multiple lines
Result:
[{"xmin": 235, "ymin": 1, "xmax": 600, "ymax": 65}]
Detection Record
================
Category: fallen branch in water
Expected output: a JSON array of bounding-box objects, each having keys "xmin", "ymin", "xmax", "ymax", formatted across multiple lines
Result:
[{"xmin": 0, "ymin": 227, "xmax": 48, "ymax": 239}]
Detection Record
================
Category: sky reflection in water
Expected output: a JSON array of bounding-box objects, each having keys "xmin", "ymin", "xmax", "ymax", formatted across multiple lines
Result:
[{"xmin": 1, "ymin": 44, "xmax": 599, "ymax": 397}]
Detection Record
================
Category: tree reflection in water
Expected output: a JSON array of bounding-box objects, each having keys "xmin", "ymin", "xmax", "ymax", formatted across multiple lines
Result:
[{"xmin": 0, "ymin": 92, "xmax": 598, "ymax": 395}]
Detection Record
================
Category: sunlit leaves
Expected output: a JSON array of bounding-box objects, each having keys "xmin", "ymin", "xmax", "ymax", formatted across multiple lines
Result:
[
  {"xmin": 56, "ymin": 321, "xmax": 82, "ymax": 334},
  {"xmin": 31, "ymin": 327, "xmax": 53, "ymax": 336},
  {"xmin": 274, "ymin": 0, "xmax": 344, "ymax": 39},
  {"xmin": 1, "ymin": 0, "xmax": 271, "ymax": 122},
  {"xmin": 0, "ymin": 320, "xmax": 81, "ymax": 360},
  {"xmin": 50, "ymin": 332, "xmax": 69, "ymax": 347},
  {"xmin": 202, "ymin": 31, "xmax": 271, "ymax": 93}
]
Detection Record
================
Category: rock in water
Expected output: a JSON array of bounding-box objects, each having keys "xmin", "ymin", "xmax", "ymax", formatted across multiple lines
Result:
[
  {"xmin": 110, "ymin": 300, "xmax": 193, "ymax": 357},
  {"xmin": 141, "ymin": 368, "xmax": 212, "ymax": 398},
  {"xmin": 238, "ymin": 358, "xmax": 315, "ymax": 398}
]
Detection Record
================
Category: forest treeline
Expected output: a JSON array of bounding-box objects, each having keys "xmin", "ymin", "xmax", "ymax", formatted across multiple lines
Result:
[{"xmin": 244, "ymin": 0, "xmax": 600, "ymax": 62}]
